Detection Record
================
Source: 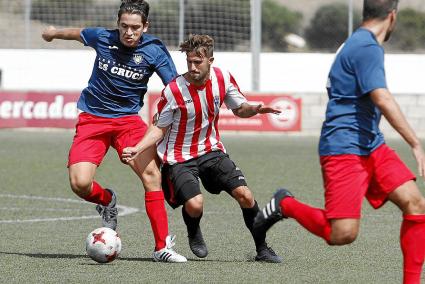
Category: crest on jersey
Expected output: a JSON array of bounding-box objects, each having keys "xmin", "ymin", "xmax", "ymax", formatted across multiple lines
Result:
[{"xmin": 133, "ymin": 54, "xmax": 143, "ymax": 64}]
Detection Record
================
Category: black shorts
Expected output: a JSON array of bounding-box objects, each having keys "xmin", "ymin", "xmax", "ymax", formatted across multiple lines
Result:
[{"xmin": 161, "ymin": 151, "xmax": 247, "ymax": 209}]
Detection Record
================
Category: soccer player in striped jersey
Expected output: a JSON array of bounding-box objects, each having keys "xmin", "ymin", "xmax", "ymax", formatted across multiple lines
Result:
[
  {"xmin": 254, "ymin": 0, "xmax": 425, "ymax": 282},
  {"xmin": 122, "ymin": 34, "xmax": 282, "ymax": 262},
  {"xmin": 41, "ymin": 0, "xmax": 186, "ymax": 262}
]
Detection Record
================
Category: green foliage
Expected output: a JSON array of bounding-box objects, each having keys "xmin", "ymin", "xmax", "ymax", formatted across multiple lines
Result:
[
  {"xmin": 389, "ymin": 8, "xmax": 425, "ymax": 51},
  {"xmin": 305, "ymin": 4, "xmax": 361, "ymax": 51},
  {"xmin": 262, "ymin": 0, "xmax": 302, "ymax": 51}
]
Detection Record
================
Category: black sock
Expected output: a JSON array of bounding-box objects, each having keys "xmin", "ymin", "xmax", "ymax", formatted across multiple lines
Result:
[
  {"xmin": 242, "ymin": 200, "xmax": 266, "ymax": 250},
  {"xmin": 182, "ymin": 207, "xmax": 202, "ymax": 237}
]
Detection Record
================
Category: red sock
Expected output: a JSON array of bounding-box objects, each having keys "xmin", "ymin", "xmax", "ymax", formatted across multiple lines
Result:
[
  {"xmin": 145, "ymin": 191, "xmax": 169, "ymax": 251},
  {"xmin": 83, "ymin": 181, "xmax": 112, "ymax": 206},
  {"xmin": 281, "ymin": 197, "xmax": 331, "ymax": 243},
  {"xmin": 400, "ymin": 214, "xmax": 425, "ymax": 284}
]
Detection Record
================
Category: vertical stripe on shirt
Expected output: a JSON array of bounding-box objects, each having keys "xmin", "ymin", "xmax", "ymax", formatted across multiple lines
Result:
[
  {"xmin": 187, "ymin": 85, "xmax": 202, "ymax": 158},
  {"xmin": 204, "ymin": 79, "xmax": 215, "ymax": 153},
  {"xmin": 213, "ymin": 68, "xmax": 226, "ymax": 151},
  {"xmin": 169, "ymin": 81, "xmax": 187, "ymax": 163}
]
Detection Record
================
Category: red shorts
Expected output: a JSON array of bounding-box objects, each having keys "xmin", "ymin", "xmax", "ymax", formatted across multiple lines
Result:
[
  {"xmin": 320, "ymin": 144, "xmax": 415, "ymax": 219},
  {"xmin": 68, "ymin": 112, "xmax": 148, "ymax": 167}
]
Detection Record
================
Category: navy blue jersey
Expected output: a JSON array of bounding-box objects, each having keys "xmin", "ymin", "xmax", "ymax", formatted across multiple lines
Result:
[
  {"xmin": 78, "ymin": 28, "xmax": 177, "ymax": 118},
  {"xmin": 319, "ymin": 28, "xmax": 387, "ymax": 156}
]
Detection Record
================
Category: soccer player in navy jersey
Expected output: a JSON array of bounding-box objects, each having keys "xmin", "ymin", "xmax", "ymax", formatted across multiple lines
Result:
[
  {"xmin": 253, "ymin": 0, "xmax": 425, "ymax": 282},
  {"xmin": 121, "ymin": 34, "xmax": 283, "ymax": 262},
  {"xmin": 41, "ymin": 0, "xmax": 186, "ymax": 262}
]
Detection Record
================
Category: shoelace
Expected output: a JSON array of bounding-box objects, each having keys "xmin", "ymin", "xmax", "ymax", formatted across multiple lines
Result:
[
  {"xmin": 166, "ymin": 235, "xmax": 177, "ymax": 250},
  {"xmin": 102, "ymin": 206, "xmax": 117, "ymax": 221},
  {"xmin": 266, "ymin": 246, "xmax": 277, "ymax": 255}
]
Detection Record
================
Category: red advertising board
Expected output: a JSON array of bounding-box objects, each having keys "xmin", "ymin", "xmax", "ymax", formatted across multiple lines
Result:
[
  {"xmin": 0, "ymin": 91, "xmax": 80, "ymax": 128},
  {"xmin": 148, "ymin": 93, "xmax": 301, "ymax": 132},
  {"xmin": 0, "ymin": 91, "xmax": 301, "ymax": 131}
]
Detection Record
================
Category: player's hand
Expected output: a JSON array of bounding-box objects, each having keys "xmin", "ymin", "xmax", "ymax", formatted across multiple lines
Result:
[
  {"xmin": 412, "ymin": 145, "xmax": 425, "ymax": 179},
  {"xmin": 42, "ymin": 26, "xmax": 57, "ymax": 42},
  {"xmin": 255, "ymin": 104, "xmax": 281, "ymax": 115},
  {"xmin": 121, "ymin": 146, "xmax": 140, "ymax": 164}
]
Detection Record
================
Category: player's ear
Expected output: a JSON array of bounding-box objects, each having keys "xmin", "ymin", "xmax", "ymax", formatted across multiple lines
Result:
[
  {"xmin": 143, "ymin": 21, "xmax": 149, "ymax": 33},
  {"xmin": 208, "ymin": 56, "xmax": 214, "ymax": 64},
  {"xmin": 388, "ymin": 9, "xmax": 396, "ymax": 22}
]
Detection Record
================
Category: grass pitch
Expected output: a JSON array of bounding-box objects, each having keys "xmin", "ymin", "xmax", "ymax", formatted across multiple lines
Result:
[{"xmin": 0, "ymin": 129, "xmax": 423, "ymax": 283}]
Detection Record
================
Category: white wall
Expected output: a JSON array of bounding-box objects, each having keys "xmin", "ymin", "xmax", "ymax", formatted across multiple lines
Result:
[{"xmin": 1, "ymin": 49, "xmax": 425, "ymax": 94}]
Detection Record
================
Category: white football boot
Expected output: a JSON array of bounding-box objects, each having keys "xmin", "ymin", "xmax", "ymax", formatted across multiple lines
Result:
[{"xmin": 153, "ymin": 235, "xmax": 187, "ymax": 263}]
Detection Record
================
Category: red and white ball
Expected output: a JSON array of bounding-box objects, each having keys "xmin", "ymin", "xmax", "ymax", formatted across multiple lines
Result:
[{"xmin": 86, "ymin": 227, "xmax": 122, "ymax": 263}]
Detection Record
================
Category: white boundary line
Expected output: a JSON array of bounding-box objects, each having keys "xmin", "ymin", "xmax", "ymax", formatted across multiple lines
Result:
[{"xmin": 0, "ymin": 194, "xmax": 139, "ymax": 224}]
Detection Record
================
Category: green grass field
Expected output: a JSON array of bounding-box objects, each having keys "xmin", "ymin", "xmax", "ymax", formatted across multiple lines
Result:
[{"xmin": 0, "ymin": 129, "xmax": 423, "ymax": 283}]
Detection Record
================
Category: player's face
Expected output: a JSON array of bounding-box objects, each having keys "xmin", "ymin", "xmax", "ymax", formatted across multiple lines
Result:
[
  {"xmin": 186, "ymin": 51, "xmax": 214, "ymax": 85},
  {"xmin": 117, "ymin": 13, "xmax": 148, "ymax": 48}
]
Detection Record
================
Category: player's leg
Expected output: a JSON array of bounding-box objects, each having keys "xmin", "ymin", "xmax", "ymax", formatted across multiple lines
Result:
[
  {"xmin": 69, "ymin": 162, "xmax": 115, "ymax": 206},
  {"xmin": 113, "ymin": 115, "xmax": 169, "ymax": 251},
  {"xmin": 68, "ymin": 113, "xmax": 117, "ymax": 229},
  {"xmin": 388, "ymin": 181, "xmax": 425, "ymax": 284},
  {"xmin": 127, "ymin": 146, "xmax": 169, "ymax": 252},
  {"xmin": 366, "ymin": 144, "xmax": 423, "ymax": 284},
  {"xmin": 149, "ymin": 161, "xmax": 200, "ymax": 261},
  {"xmin": 254, "ymin": 154, "xmax": 369, "ymax": 245},
  {"xmin": 229, "ymin": 185, "xmax": 282, "ymax": 263},
  {"xmin": 199, "ymin": 151, "xmax": 281, "ymax": 262},
  {"xmin": 164, "ymin": 161, "xmax": 207, "ymax": 258},
  {"xmin": 183, "ymin": 194, "xmax": 208, "ymax": 258},
  {"xmin": 254, "ymin": 188, "xmax": 334, "ymax": 244},
  {"xmin": 130, "ymin": 150, "xmax": 187, "ymax": 261}
]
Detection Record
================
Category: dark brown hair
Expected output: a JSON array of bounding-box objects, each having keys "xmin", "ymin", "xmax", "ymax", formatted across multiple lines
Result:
[
  {"xmin": 179, "ymin": 34, "xmax": 214, "ymax": 57},
  {"xmin": 118, "ymin": 0, "xmax": 150, "ymax": 24},
  {"xmin": 363, "ymin": 0, "xmax": 398, "ymax": 21}
]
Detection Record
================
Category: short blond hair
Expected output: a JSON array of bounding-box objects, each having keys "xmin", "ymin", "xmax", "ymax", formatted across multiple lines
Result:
[{"xmin": 179, "ymin": 34, "xmax": 214, "ymax": 57}]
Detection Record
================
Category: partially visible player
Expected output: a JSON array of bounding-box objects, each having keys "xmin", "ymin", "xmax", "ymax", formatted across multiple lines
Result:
[
  {"xmin": 41, "ymin": 0, "xmax": 186, "ymax": 262},
  {"xmin": 253, "ymin": 0, "xmax": 425, "ymax": 282},
  {"xmin": 121, "ymin": 34, "xmax": 283, "ymax": 262}
]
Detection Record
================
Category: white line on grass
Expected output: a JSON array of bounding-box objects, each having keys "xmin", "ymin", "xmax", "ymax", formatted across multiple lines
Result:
[{"xmin": 0, "ymin": 193, "xmax": 139, "ymax": 224}]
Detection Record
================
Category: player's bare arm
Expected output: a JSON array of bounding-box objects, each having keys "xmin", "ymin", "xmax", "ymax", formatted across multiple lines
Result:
[
  {"xmin": 122, "ymin": 124, "xmax": 168, "ymax": 163},
  {"xmin": 232, "ymin": 102, "xmax": 281, "ymax": 118},
  {"xmin": 42, "ymin": 26, "xmax": 84, "ymax": 43},
  {"xmin": 370, "ymin": 88, "xmax": 425, "ymax": 177}
]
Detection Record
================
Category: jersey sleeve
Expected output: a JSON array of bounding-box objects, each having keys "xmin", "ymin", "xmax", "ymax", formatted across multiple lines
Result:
[
  {"xmin": 154, "ymin": 43, "xmax": 178, "ymax": 86},
  {"xmin": 353, "ymin": 45, "xmax": 387, "ymax": 96},
  {"xmin": 224, "ymin": 72, "xmax": 247, "ymax": 110},
  {"xmin": 80, "ymin": 27, "xmax": 104, "ymax": 48},
  {"xmin": 155, "ymin": 86, "xmax": 176, "ymax": 128}
]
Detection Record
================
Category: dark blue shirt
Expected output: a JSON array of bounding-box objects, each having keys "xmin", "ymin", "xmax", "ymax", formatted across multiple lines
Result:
[
  {"xmin": 78, "ymin": 28, "xmax": 177, "ymax": 118},
  {"xmin": 319, "ymin": 28, "xmax": 387, "ymax": 156}
]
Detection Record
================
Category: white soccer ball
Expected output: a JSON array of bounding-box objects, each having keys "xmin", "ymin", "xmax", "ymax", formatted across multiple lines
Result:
[{"xmin": 85, "ymin": 227, "xmax": 122, "ymax": 263}]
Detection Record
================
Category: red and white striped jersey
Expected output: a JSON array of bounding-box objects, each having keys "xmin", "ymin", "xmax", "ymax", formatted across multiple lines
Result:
[{"xmin": 155, "ymin": 67, "xmax": 247, "ymax": 165}]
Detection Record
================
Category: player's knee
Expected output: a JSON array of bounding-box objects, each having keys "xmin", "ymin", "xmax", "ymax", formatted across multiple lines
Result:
[
  {"xmin": 140, "ymin": 165, "xmax": 161, "ymax": 185},
  {"xmin": 329, "ymin": 229, "xmax": 358, "ymax": 245},
  {"xmin": 397, "ymin": 194, "xmax": 425, "ymax": 215},
  {"xmin": 232, "ymin": 187, "xmax": 254, "ymax": 207},
  {"xmin": 69, "ymin": 176, "xmax": 92, "ymax": 196},
  {"xmin": 141, "ymin": 164, "xmax": 161, "ymax": 180},
  {"xmin": 406, "ymin": 196, "xmax": 425, "ymax": 214},
  {"xmin": 185, "ymin": 195, "xmax": 204, "ymax": 217}
]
